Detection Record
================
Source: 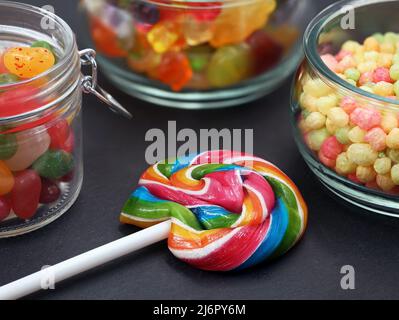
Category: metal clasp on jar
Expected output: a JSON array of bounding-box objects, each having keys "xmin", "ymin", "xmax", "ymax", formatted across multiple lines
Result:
[{"xmin": 79, "ymin": 49, "xmax": 132, "ymax": 119}]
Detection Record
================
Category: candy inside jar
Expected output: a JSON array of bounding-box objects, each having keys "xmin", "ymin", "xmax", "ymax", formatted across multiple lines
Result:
[
  {"xmin": 83, "ymin": 0, "xmax": 300, "ymax": 92},
  {"xmin": 0, "ymin": 40, "xmax": 79, "ymax": 229}
]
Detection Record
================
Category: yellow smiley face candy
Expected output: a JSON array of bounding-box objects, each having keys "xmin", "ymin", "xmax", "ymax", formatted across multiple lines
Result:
[{"xmin": 4, "ymin": 47, "xmax": 55, "ymax": 79}]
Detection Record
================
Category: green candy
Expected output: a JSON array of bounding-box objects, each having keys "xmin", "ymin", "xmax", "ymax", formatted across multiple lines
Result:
[
  {"xmin": 0, "ymin": 73, "xmax": 19, "ymax": 85},
  {"xmin": 206, "ymin": 44, "xmax": 251, "ymax": 88},
  {"xmin": 33, "ymin": 150, "xmax": 74, "ymax": 180},
  {"xmin": 0, "ymin": 134, "xmax": 17, "ymax": 160},
  {"xmin": 186, "ymin": 45, "xmax": 213, "ymax": 72},
  {"xmin": 31, "ymin": 40, "xmax": 53, "ymax": 51}
]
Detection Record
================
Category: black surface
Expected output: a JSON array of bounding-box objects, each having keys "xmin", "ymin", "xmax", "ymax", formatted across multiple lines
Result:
[{"xmin": 2, "ymin": 0, "xmax": 399, "ymax": 300}]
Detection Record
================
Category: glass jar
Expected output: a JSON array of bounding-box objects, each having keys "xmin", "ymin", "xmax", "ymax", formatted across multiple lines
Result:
[
  {"xmin": 0, "ymin": 1, "xmax": 129, "ymax": 237},
  {"xmin": 80, "ymin": 0, "xmax": 315, "ymax": 109},
  {"xmin": 291, "ymin": 0, "xmax": 399, "ymax": 217}
]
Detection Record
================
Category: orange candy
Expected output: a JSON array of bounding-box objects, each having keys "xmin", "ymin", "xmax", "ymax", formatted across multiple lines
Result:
[
  {"xmin": 0, "ymin": 161, "xmax": 14, "ymax": 196},
  {"xmin": 4, "ymin": 47, "xmax": 55, "ymax": 79},
  {"xmin": 0, "ymin": 53, "xmax": 8, "ymax": 73},
  {"xmin": 210, "ymin": 0, "xmax": 276, "ymax": 47}
]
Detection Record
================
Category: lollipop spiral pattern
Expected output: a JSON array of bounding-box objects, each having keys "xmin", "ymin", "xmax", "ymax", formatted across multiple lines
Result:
[{"xmin": 121, "ymin": 151, "xmax": 307, "ymax": 271}]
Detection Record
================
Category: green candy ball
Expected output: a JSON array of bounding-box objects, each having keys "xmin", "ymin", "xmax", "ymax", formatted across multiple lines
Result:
[
  {"xmin": 0, "ymin": 74, "xmax": 19, "ymax": 85},
  {"xmin": 33, "ymin": 150, "xmax": 74, "ymax": 180}
]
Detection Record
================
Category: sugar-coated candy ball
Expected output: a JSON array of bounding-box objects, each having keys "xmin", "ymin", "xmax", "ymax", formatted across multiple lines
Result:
[
  {"xmin": 33, "ymin": 150, "xmax": 74, "ymax": 180},
  {"xmin": 0, "ymin": 161, "xmax": 14, "ymax": 196},
  {"xmin": 305, "ymin": 112, "xmax": 326, "ymax": 130},
  {"xmin": 320, "ymin": 136, "xmax": 343, "ymax": 160},
  {"xmin": 207, "ymin": 44, "xmax": 251, "ymax": 88},
  {"xmin": 350, "ymin": 107, "xmax": 381, "ymax": 131},
  {"xmin": 0, "ymin": 196, "xmax": 11, "ymax": 222},
  {"xmin": 394, "ymin": 81, "xmax": 399, "ymax": 96},
  {"xmin": 386, "ymin": 128, "xmax": 399, "ymax": 149},
  {"xmin": 305, "ymin": 128, "xmax": 330, "ymax": 151},
  {"xmin": 0, "ymin": 133, "xmax": 17, "ymax": 160},
  {"xmin": 11, "ymin": 170, "xmax": 42, "ymax": 219},
  {"xmin": 156, "ymin": 52, "xmax": 193, "ymax": 91},
  {"xmin": 356, "ymin": 166, "xmax": 376, "ymax": 183},
  {"xmin": 389, "ymin": 64, "xmax": 399, "ymax": 81},
  {"xmin": 335, "ymin": 127, "xmax": 351, "ymax": 144},
  {"xmin": 321, "ymin": 54, "xmax": 342, "ymax": 73},
  {"xmin": 373, "ymin": 81, "xmax": 394, "ymax": 96},
  {"xmin": 299, "ymin": 93, "xmax": 318, "ymax": 112},
  {"xmin": 327, "ymin": 107, "xmax": 349, "ymax": 127},
  {"xmin": 316, "ymin": 95, "xmax": 338, "ymax": 115},
  {"xmin": 374, "ymin": 157, "xmax": 392, "ymax": 175},
  {"xmin": 303, "ymin": 79, "xmax": 333, "ymax": 98},
  {"xmin": 4, "ymin": 47, "xmax": 55, "ymax": 79},
  {"xmin": 364, "ymin": 37, "xmax": 380, "ymax": 51},
  {"xmin": 388, "ymin": 149, "xmax": 399, "ymax": 163},
  {"xmin": 391, "ymin": 164, "xmax": 399, "ymax": 185},
  {"xmin": 132, "ymin": 2, "xmax": 160, "ymax": 25},
  {"xmin": 340, "ymin": 96, "xmax": 358, "ymax": 114},
  {"xmin": 246, "ymin": 30, "xmax": 283, "ymax": 74},
  {"xmin": 373, "ymin": 67, "xmax": 393, "ymax": 83},
  {"xmin": 364, "ymin": 127, "xmax": 387, "ymax": 152},
  {"xmin": 347, "ymin": 143, "xmax": 378, "ymax": 166},
  {"xmin": 359, "ymin": 71, "xmax": 373, "ymax": 86},
  {"xmin": 381, "ymin": 112, "xmax": 398, "ymax": 133},
  {"xmin": 345, "ymin": 68, "xmax": 361, "ymax": 82},
  {"xmin": 318, "ymin": 150, "xmax": 335, "ymax": 168},
  {"xmin": 336, "ymin": 152, "xmax": 357, "ymax": 175},
  {"xmin": 348, "ymin": 126, "xmax": 366, "ymax": 143},
  {"xmin": 376, "ymin": 174, "xmax": 396, "ymax": 191},
  {"xmin": 39, "ymin": 179, "xmax": 61, "ymax": 204}
]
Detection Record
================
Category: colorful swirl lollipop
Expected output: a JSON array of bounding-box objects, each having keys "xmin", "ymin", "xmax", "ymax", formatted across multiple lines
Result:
[{"xmin": 121, "ymin": 150, "xmax": 308, "ymax": 271}]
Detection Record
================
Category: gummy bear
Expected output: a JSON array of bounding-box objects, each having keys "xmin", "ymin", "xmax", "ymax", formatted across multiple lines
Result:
[
  {"xmin": 4, "ymin": 47, "xmax": 55, "ymax": 79},
  {"xmin": 183, "ymin": 17, "xmax": 213, "ymax": 46},
  {"xmin": 90, "ymin": 17, "xmax": 128, "ymax": 57},
  {"xmin": 156, "ymin": 52, "xmax": 193, "ymax": 91},
  {"xmin": 186, "ymin": 45, "xmax": 213, "ymax": 72},
  {"xmin": 207, "ymin": 44, "xmax": 252, "ymax": 87},
  {"xmin": 147, "ymin": 21, "xmax": 182, "ymax": 53},
  {"xmin": 210, "ymin": 0, "xmax": 276, "ymax": 47},
  {"xmin": 246, "ymin": 30, "xmax": 283, "ymax": 74}
]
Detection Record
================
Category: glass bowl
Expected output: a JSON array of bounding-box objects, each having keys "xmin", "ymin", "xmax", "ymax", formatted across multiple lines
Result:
[
  {"xmin": 80, "ymin": 0, "xmax": 316, "ymax": 109},
  {"xmin": 291, "ymin": 0, "xmax": 399, "ymax": 217}
]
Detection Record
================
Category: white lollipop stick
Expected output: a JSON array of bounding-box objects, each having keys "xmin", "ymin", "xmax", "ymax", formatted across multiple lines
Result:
[{"xmin": 0, "ymin": 220, "xmax": 171, "ymax": 300}]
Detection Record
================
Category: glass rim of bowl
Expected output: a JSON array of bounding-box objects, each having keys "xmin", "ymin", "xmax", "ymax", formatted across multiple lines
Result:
[
  {"xmin": 303, "ymin": 0, "xmax": 399, "ymax": 108},
  {"xmin": 107, "ymin": 0, "xmax": 274, "ymax": 10},
  {"xmin": 0, "ymin": 1, "xmax": 79, "ymax": 123}
]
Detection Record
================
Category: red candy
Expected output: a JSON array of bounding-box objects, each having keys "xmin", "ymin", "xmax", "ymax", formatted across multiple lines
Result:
[
  {"xmin": 348, "ymin": 173, "xmax": 362, "ymax": 184},
  {"xmin": 350, "ymin": 107, "xmax": 381, "ymax": 131},
  {"xmin": 318, "ymin": 150, "xmax": 336, "ymax": 168},
  {"xmin": 60, "ymin": 170, "xmax": 74, "ymax": 183},
  {"xmin": 0, "ymin": 87, "xmax": 41, "ymax": 118},
  {"xmin": 40, "ymin": 179, "xmax": 61, "ymax": 204},
  {"xmin": 359, "ymin": 71, "xmax": 373, "ymax": 86},
  {"xmin": 11, "ymin": 170, "xmax": 42, "ymax": 220},
  {"xmin": 187, "ymin": 2, "xmax": 222, "ymax": 21},
  {"xmin": 320, "ymin": 136, "xmax": 344, "ymax": 160},
  {"xmin": 0, "ymin": 196, "xmax": 11, "ymax": 222},
  {"xmin": 156, "ymin": 52, "xmax": 193, "ymax": 91},
  {"xmin": 246, "ymin": 30, "xmax": 284, "ymax": 74},
  {"xmin": 373, "ymin": 67, "xmax": 393, "ymax": 83},
  {"xmin": 48, "ymin": 119, "xmax": 70, "ymax": 150}
]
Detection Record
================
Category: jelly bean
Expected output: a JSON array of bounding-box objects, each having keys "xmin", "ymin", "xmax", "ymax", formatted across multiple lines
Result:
[
  {"xmin": 207, "ymin": 44, "xmax": 251, "ymax": 87},
  {"xmin": 246, "ymin": 30, "xmax": 283, "ymax": 74},
  {"xmin": 4, "ymin": 47, "xmax": 55, "ymax": 79},
  {"xmin": 11, "ymin": 170, "xmax": 41, "ymax": 220},
  {"xmin": 364, "ymin": 127, "xmax": 387, "ymax": 152},
  {"xmin": 210, "ymin": 0, "xmax": 276, "ymax": 47},
  {"xmin": 47, "ymin": 119, "xmax": 70, "ymax": 150},
  {"xmin": 60, "ymin": 170, "xmax": 74, "ymax": 183},
  {"xmin": 147, "ymin": 21, "xmax": 181, "ymax": 54},
  {"xmin": 186, "ymin": 45, "xmax": 213, "ymax": 72},
  {"xmin": 0, "ymin": 73, "xmax": 19, "ymax": 85},
  {"xmin": 31, "ymin": 40, "xmax": 54, "ymax": 52},
  {"xmin": 156, "ymin": 52, "xmax": 193, "ymax": 91},
  {"xmin": 0, "ymin": 54, "xmax": 7, "ymax": 73},
  {"xmin": 32, "ymin": 150, "xmax": 74, "ymax": 180},
  {"xmin": 90, "ymin": 17, "xmax": 128, "ymax": 57},
  {"xmin": 61, "ymin": 132, "xmax": 75, "ymax": 154},
  {"xmin": 5, "ymin": 129, "xmax": 50, "ymax": 171},
  {"xmin": 0, "ymin": 133, "xmax": 17, "ymax": 160},
  {"xmin": 320, "ymin": 136, "xmax": 344, "ymax": 160},
  {"xmin": 0, "ymin": 161, "xmax": 14, "ymax": 196},
  {"xmin": 0, "ymin": 86, "xmax": 41, "ymax": 118},
  {"xmin": 350, "ymin": 107, "xmax": 381, "ymax": 131},
  {"xmin": 39, "ymin": 179, "xmax": 61, "ymax": 204},
  {"xmin": 132, "ymin": 2, "xmax": 160, "ymax": 25},
  {"xmin": 0, "ymin": 196, "xmax": 11, "ymax": 222}
]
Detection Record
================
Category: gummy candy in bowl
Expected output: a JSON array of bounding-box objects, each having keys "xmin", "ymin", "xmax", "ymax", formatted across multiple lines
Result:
[
  {"xmin": 0, "ymin": 1, "xmax": 128, "ymax": 237},
  {"xmin": 291, "ymin": 0, "xmax": 399, "ymax": 217},
  {"xmin": 80, "ymin": 0, "xmax": 316, "ymax": 109}
]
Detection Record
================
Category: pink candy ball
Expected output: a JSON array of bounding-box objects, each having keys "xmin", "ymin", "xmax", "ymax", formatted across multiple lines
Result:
[
  {"xmin": 359, "ymin": 71, "xmax": 374, "ymax": 86},
  {"xmin": 348, "ymin": 173, "xmax": 363, "ymax": 184},
  {"xmin": 318, "ymin": 150, "xmax": 336, "ymax": 169},
  {"xmin": 321, "ymin": 54, "xmax": 343, "ymax": 73},
  {"xmin": 340, "ymin": 96, "xmax": 358, "ymax": 114},
  {"xmin": 373, "ymin": 67, "xmax": 393, "ymax": 83},
  {"xmin": 336, "ymin": 50, "xmax": 352, "ymax": 62},
  {"xmin": 320, "ymin": 136, "xmax": 344, "ymax": 160},
  {"xmin": 364, "ymin": 127, "xmax": 387, "ymax": 151},
  {"xmin": 350, "ymin": 107, "xmax": 382, "ymax": 130}
]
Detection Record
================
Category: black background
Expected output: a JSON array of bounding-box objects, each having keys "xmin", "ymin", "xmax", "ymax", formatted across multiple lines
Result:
[{"xmin": 2, "ymin": 0, "xmax": 399, "ymax": 300}]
